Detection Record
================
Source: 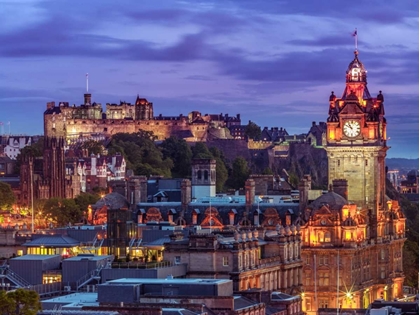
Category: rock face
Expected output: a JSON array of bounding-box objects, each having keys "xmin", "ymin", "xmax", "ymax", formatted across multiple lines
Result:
[{"xmin": 207, "ymin": 139, "xmax": 328, "ymax": 189}]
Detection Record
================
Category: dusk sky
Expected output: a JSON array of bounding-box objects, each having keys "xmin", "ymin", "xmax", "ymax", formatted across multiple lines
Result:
[{"xmin": 0, "ymin": 0, "xmax": 418, "ymax": 158}]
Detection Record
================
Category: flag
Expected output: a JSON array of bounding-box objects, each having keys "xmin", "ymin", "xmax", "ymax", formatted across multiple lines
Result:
[
  {"xmin": 352, "ymin": 29, "xmax": 357, "ymax": 37},
  {"xmin": 0, "ymin": 122, "xmax": 3, "ymax": 126}
]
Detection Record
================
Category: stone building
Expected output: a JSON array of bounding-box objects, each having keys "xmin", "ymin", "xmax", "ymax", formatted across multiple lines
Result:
[
  {"xmin": 44, "ymin": 94, "xmax": 241, "ymax": 143},
  {"xmin": 298, "ymin": 50, "xmax": 406, "ymax": 314},
  {"xmin": 164, "ymin": 227, "xmax": 302, "ymax": 295},
  {"xmin": 19, "ymin": 137, "xmax": 127, "ymax": 207}
]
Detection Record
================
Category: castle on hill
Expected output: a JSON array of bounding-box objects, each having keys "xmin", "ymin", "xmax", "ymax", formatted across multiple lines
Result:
[{"xmin": 44, "ymin": 93, "xmax": 241, "ymax": 143}]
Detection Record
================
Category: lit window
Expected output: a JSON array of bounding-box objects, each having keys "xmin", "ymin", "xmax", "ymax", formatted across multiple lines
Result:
[{"xmin": 223, "ymin": 256, "xmax": 229, "ymax": 266}]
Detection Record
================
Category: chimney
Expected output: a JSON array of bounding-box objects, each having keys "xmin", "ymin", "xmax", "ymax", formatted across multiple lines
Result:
[
  {"xmin": 332, "ymin": 179, "xmax": 348, "ymax": 201},
  {"xmin": 244, "ymin": 179, "xmax": 255, "ymax": 222},
  {"xmin": 181, "ymin": 179, "xmax": 191, "ymax": 210},
  {"xmin": 299, "ymin": 174, "xmax": 311, "ymax": 213},
  {"xmin": 46, "ymin": 102, "xmax": 55, "ymax": 110}
]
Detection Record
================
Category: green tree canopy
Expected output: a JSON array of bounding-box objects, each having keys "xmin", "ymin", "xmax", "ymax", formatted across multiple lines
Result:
[
  {"xmin": 43, "ymin": 198, "xmax": 83, "ymax": 227},
  {"xmin": 14, "ymin": 137, "xmax": 44, "ymax": 174},
  {"xmin": 0, "ymin": 182, "xmax": 15, "ymax": 210},
  {"xmin": 107, "ymin": 132, "xmax": 173, "ymax": 177},
  {"xmin": 75, "ymin": 193, "xmax": 101, "ymax": 213},
  {"xmin": 262, "ymin": 167, "xmax": 274, "ymax": 175},
  {"xmin": 0, "ymin": 289, "xmax": 41, "ymax": 315},
  {"xmin": 81, "ymin": 140, "xmax": 104, "ymax": 155},
  {"xmin": 229, "ymin": 156, "xmax": 250, "ymax": 190},
  {"xmin": 209, "ymin": 147, "xmax": 229, "ymax": 192},
  {"xmin": 191, "ymin": 142, "xmax": 213, "ymax": 159},
  {"xmin": 159, "ymin": 136, "xmax": 192, "ymax": 178},
  {"xmin": 244, "ymin": 121, "xmax": 261, "ymax": 140}
]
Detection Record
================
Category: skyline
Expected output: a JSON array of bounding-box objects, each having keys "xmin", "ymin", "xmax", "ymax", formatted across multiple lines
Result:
[{"xmin": 0, "ymin": 0, "xmax": 418, "ymax": 158}]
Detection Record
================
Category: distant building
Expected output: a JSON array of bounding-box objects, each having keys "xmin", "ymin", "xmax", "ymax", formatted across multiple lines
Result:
[
  {"xmin": 400, "ymin": 169, "xmax": 418, "ymax": 194},
  {"xmin": 0, "ymin": 135, "xmax": 41, "ymax": 160},
  {"xmin": 44, "ymin": 94, "xmax": 241, "ymax": 143}
]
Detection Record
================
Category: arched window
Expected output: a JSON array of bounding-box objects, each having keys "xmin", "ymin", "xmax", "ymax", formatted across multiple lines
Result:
[
  {"xmin": 197, "ymin": 170, "xmax": 202, "ymax": 180},
  {"xmin": 204, "ymin": 170, "xmax": 209, "ymax": 180},
  {"xmin": 318, "ymin": 232, "xmax": 324, "ymax": 243}
]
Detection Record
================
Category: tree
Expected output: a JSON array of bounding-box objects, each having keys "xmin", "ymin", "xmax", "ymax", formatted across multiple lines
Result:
[
  {"xmin": 0, "ymin": 289, "xmax": 41, "ymax": 315},
  {"xmin": 107, "ymin": 132, "xmax": 173, "ymax": 177},
  {"xmin": 191, "ymin": 142, "xmax": 212, "ymax": 159},
  {"xmin": 262, "ymin": 167, "xmax": 274, "ymax": 175},
  {"xmin": 159, "ymin": 136, "xmax": 192, "ymax": 178},
  {"xmin": 209, "ymin": 147, "xmax": 229, "ymax": 192},
  {"xmin": 75, "ymin": 193, "xmax": 101, "ymax": 213},
  {"xmin": 81, "ymin": 140, "xmax": 104, "ymax": 155},
  {"xmin": 229, "ymin": 157, "xmax": 250, "ymax": 190},
  {"xmin": 14, "ymin": 137, "xmax": 44, "ymax": 174},
  {"xmin": 0, "ymin": 182, "xmax": 15, "ymax": 210},
  {"xmin": 244, "ymin": 121, "xmax": 261, "ymax": 140},
  {"xmin": 43, "ymin": 198, "xmax": 83, "ymax": 227}
]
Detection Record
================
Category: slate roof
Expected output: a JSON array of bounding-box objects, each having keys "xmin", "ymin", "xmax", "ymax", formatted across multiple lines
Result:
[
  {"xmin": 23, "ymin": 235, "xmax": 80, "ymax": 247},
  {"xmin": 234, "ymin": 296, "xmax": 260, "ymax": 310},
  {"xmin": 92, "ymin": 192, "xmax": 129, "ymax": 210},
  {"xmin": 309, "ymin": 191, "xmax": 347, "ymax": 211}
]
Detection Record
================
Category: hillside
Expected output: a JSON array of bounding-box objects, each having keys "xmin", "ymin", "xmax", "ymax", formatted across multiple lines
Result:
[{"xmin": 386, "ymin": 158, "xmax": 419, "ymax": 173}]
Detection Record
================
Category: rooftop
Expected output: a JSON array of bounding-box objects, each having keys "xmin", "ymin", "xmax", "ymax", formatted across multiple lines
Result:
[
  {"xmin": 104, "ymin": 278, "xmax": 231, "ymax": 286},
  {"xmin": 11, "ymin": 254, "xmax": 60, "ymax": 261}
]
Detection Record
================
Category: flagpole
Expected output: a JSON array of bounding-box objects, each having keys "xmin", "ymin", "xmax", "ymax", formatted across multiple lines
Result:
[
  {"xmin": 354, "ymin": 28, "xmax": 358, "ymax": 50},
  {"xmin": 86, "ymin": 73, "xmax": 89, "ymax": 92}
]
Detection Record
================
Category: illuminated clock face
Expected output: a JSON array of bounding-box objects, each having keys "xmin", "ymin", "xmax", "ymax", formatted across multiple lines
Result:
[{"xmin": 343, "ymin": 120, "xmax": 361, "ymax": 137}]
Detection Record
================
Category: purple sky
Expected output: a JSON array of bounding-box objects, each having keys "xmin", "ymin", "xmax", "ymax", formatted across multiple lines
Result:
[{"xmin": 0, "ymin": 0, "xmax": 418, "ymax": 158}]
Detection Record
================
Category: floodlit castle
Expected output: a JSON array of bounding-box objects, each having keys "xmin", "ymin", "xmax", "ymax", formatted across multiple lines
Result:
[{"xmin": 44, "ymin": 93, "xmax": 241, "ymax": 143}]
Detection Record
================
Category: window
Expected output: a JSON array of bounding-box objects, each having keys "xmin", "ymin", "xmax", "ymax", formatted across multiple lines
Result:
[
  {"xmin": 319, "ymin": 298, "xmax": 329, "ymax": 309},
  {"xmin": 174, "ymin": 256, "xmax": 181, "ymax": 264},
  {"xmin": 197, "ymin": 170, "xmax": 202, "ymax": 180},
  {"xmin": 319, "ymin": 256, "xmax": 328, "ymax": 265},
  {"xmin": 305, "ymin": 274, "xmax": 311, "ymax": 286},
  {"xmin": 204, "ymin": 170, "xmax": 209, "ymax": 180},
  {"xmin": 223, "ymin": 256, "xmax": 229, "ymax": 266},
  {"xmin": 319, "ymin": 272, "xmax": 329, "ymax": 286},
  {"xmin": 318, "ymin": 231, "xmax": 324, "ymax": 243},
  {"xmin": 324, "ymin": 232, "xmax": 331, "ymax": 242}
]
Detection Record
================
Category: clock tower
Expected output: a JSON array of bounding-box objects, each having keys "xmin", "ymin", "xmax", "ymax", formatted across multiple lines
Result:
[{"xmin": 326, "ymin": 50, "xmax": 387, "ymax": 215}]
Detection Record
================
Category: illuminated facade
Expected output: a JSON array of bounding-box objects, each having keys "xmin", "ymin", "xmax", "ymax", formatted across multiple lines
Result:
[
  {"xmin": 299, "ymin": 50, "xmax": 406, "ymax": 314},
  {"xmin": 44, "ymin": 94, "xmax": 241, "ymax": 143}
]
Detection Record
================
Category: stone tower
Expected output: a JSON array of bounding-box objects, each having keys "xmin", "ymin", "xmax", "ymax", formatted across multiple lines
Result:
[
  {"xmin": 43, "ymin": 137, "xmax": 66, "ymax": 198},
  {"xmin": 135, "ymin": 95, "xmax": 154, "ymax": 120},
  {"xmin": 299, "ymin": 50, "xmax": 406, "ymax": 314},
  {"xmin": 326, "ymin": 50, "xmax": 387, "ymax": 216},
  {"xmin": 191, "ymin": 159, "xmax": 216, "ymax": 199}
]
